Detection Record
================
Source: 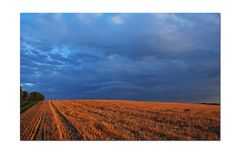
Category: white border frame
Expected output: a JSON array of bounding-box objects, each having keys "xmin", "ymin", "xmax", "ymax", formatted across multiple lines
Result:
[{"xmin": 1, "ymin": 0, "xmax": 240, "ymax": 153}]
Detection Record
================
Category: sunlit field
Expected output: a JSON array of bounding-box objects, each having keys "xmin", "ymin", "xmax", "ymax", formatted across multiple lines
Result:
[{"xmin": 20, "ymin": 100, "xmax": 220, "ymax": 140}]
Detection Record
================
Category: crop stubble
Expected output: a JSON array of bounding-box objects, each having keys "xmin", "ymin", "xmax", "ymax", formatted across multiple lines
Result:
[{"xmin": 20, "ymin": 100, "xmax": 220, "ymax": 140}]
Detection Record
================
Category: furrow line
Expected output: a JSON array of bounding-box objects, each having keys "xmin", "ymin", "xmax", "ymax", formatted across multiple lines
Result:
[{"xmin": 50, "ymin": 101, "xmax": 83, "ymax": 140}]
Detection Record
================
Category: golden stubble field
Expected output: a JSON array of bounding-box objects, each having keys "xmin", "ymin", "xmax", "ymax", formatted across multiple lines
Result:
[{"xmin": 20, "ymin": 100, "xmax": 220, "ymax": 140}]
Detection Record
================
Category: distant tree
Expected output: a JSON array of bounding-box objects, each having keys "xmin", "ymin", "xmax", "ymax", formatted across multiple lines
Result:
[
  {"xmin": 20, "ymin": 87, "xmax": 23, "ymax": 103},
  {"xmin": 28, "ymin": 92, "xmax": 45, "ymax": 102},
  {"xmin": 22, "ymin": 91, "xmax": 29, "ymax": 102},
  {"xmin": 20, "ymin": 86, "xmax": 45, "ymax": 103}
]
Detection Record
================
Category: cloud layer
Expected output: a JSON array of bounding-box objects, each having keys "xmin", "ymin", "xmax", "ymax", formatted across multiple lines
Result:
[{"xmin": 20, "ymin": 13, "xmax": 220, "ymax": 102}]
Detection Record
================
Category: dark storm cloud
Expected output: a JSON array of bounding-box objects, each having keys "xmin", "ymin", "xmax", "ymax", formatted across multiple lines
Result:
[{"xmin": 20, "ymin": 13, "xmax": 220, "ymax": 102}]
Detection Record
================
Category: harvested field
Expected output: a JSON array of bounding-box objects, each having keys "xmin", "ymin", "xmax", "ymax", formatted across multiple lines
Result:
[{"xmin": 20, "ymin": 100, "xmax": 220, "ymax": 140}]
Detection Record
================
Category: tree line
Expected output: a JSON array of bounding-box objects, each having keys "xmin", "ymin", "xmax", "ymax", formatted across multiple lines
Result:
[{"xmin": 20, "ymin": 87, "xmax": 45, "ymax": 103}]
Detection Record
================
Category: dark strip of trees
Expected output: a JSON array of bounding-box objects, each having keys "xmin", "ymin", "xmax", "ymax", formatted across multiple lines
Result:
[{"xmin": 20, "ymin": 87, "xmax": 45, "ymax": 103}]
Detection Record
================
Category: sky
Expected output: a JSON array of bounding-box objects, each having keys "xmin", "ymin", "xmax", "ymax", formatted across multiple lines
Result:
[{"xmin": 20, "ymin": 13, "xmax": 220, "ymax": 103}]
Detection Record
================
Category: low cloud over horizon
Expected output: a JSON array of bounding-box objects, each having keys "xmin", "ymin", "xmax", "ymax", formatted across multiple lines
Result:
[{"xmin": 20, "ymin": 13, "xmax": 220, "ymax": 103}]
